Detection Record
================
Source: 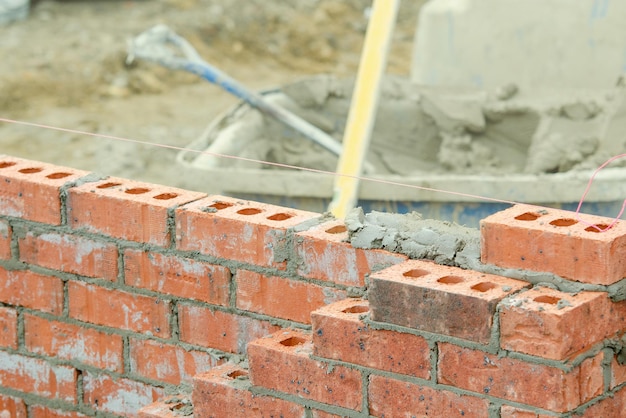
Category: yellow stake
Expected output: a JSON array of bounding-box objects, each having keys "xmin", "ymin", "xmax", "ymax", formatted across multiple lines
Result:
[{"xmin": 328, "ymin": 0, "xmax": 400, "ymax": 219}]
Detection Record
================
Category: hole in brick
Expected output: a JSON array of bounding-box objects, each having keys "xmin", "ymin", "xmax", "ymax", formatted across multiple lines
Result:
[
  {"xmin": 515, "ymin": 212, "xmax": 541, "ymax": 221},
  {"xmin": 125, "ymin": 188, "xmax": 150, "ymax": 195},
  {"xmin": 534, "ymin": 295, "xmax": 561, "ymax": 305},
  {"xmin": 227, "ymin": 370, "xmax": 248, "ymax": 379},
  {"xmin": 471, "ymin": 282, "xmax": 498, "ymax": 292},
  {"xmin": 342, "ymin": 305, "xmax": 369, "ymax": 314},
  {"xmin": 325, "ymin": 225, "xmax": 348, "ymax": 234},
  {"xmin": 171, "ymin": 403, "xmax": 187, "ymax": 411},
  {"xmin": 279, "ymin": 336, "xmax": 306, "ymax": 347},
  {"xmin": 210, "ymin": 201, "xmax": 233, "ymax": 210},
  {"xmin": 97, "ymin": 182, "xmax": 122, "ymax": 189},
  {"xmin": 153, "ymin": 193, "xmax": 178, "ymax": 200},
  {"xmin": 585, "ymin": 224, "xmax": 611, "ymax": 233},
  {"xmin": 237, "ymin": 208, "xmax": 262, "ymax": 216},
  {"xmin": 437, "ymin": 275, "xmax": 464, "ymax": 284},
  {"xmin": 549, "ymin": 218, "xmax": 577, "ymax": 227},
  {"xmin": 403, "ymin": 269, "xmax": 430, "ymax": 278},
  {"xmin": 19, "ymin": 167, "xmax": 43, "ymax": 174},
  {"xmin": 267, "ymin": 213, "xmax": 293, "ymax": 221},
  {"xmin": 46, "ymin": 172, "xmax": 72, "ymax": 179},
  {"xmin": 0, "ymin": 162, "xmax": 16, "ymax": 169}
]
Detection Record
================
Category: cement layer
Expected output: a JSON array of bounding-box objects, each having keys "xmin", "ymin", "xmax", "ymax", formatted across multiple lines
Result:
[{"xmin": 345, "ymin": 208, "xmax": 626, "ymax": 301}]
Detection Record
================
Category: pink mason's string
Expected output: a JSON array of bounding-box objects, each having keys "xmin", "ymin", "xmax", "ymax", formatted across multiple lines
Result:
[{"xmin": 574, "ymin": 153, "xmax": 626, "ymax": 232}]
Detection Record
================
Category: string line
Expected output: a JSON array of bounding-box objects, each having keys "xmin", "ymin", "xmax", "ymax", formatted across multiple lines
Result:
[
  {"xmin": 1, "ymin": 116, "xmax": 624, "ymax": 231},
  {"xmin": 0, "ymin": 117, "xmax": 521, "ymax": 205},
  {"xmin": 574, "ymin": 153, "xmax": 626, "ymax": 232}
]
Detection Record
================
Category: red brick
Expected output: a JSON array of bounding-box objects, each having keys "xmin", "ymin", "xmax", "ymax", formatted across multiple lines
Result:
[
  {"xmin": 0, "ymin": 394, "xmax": 26, "ymax": 418},
  {"xmin": 369, "ymin": 259, "xmax": 529, "ymax": 343},
  {"xmin": 138, "ymin": 396, "xmax": 193, "ymax": 418},
  {"xmin": 0, "ymin": 351, "xmax": 77, "ymax": 402},
  {"xmin": 0, "ymin": 267, "xmax": 63, "ymax": 314},
  {"xmin": 437, "ymin": 343, "xmax": 604, "ymax": 412},
  {"xmin": 0, "ymin": 156, "xmax": 88, "ymax": 225},
  {"xmin": 0, "ymin": 219, "xmax": 11, "ymax": 259},
  {"xmin": 178, "ymin": 304, "xmax": 279, "ymax": 354},
  {"xmin": 311, "ymin": 298, "xmax": 431, "ymax": 378},
  {"xmin": 83, "ymin": 372, "xmax": 165, "ymax": 417},
  {"xmin": 481, "ymin": 204, "xmax": 626, "ymax": 285},
  {"xmin": 236, "ymin": 270, "xmax": 346, "ymax": 324},
  {"xmin": 29, "ymin": 406, "xmax": 90, "ymax": 418},
  {"xmin": 175, "ymin": 195, "xmax": 320, "ymax": 269},
  {"xmin": 248, "ymin": 329, "xmax": 362, "ymax": 410},
  {"xmin": 68, "ymin": 177, "xmax": 205, "ymax": 246},
  {"xmin": 24, "ymin": 314, "xmax": 124, "ymax": 372},
  {"xmin": 579, "ymin": 384, "xmax": 626, "ymax": 417},
  {"xmin": 19, "ymin": 231, "xmax": 118, "ymax": 281},
  {"xmin": 124, "ymin": 249, "xmax": 230, "ymax": 305},
  {"xmin": 193, "ymin": 363, "xmax": 306, "ymax": 418},
  {"xmin": 500, "ymin": 405, "xmax": 557, "ymax": 418},
  {"xmin": 611, "ymin": 351, "xmax": 626, "ymax": 389},
  {"xmin": 368, "ymin": 375, "xmax": 490, "ymax": 418},
  {"xmin": 68, "ymin": 281, "xmax": 170, "ymax": 337},
  {"xmin": 129, "ymin": 338, "xmax": 223, "ymax": 385},
  {"xmin": 0, "ymin": 306, "xmax": 17, "ymax": 349},
  {"xmin": 295, "ymin": 219, "xmax": 406, "ymax": 286},
  {"xmin": 500, "ymin": 287, "xmax": 624, "ymax": 360}
]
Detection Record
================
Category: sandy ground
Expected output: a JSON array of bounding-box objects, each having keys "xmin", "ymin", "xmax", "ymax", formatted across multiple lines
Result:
[{"xmin": 0, "ymin": 0, "xmax": 424, "ymax": 192}]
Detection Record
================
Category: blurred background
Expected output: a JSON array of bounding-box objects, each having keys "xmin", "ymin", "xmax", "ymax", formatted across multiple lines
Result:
[{"xmin": 0, "ymin": 0, "xmax": 424, "ymax": 188}]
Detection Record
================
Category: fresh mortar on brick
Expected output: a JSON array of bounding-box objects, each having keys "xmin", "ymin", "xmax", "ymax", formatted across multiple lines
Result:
[
  {"xmin": 346, "ymin": 207, "xmax": 626, "ymax": 301},
  {"xmin": 2, "ymin": 156, "xmax": 626, "ymax": 417}
]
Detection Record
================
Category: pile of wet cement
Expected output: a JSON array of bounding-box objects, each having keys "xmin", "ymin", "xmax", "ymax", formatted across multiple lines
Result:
[{"xmin": 199, "ymin": 74, "xmax": 626, "ymax": 176}]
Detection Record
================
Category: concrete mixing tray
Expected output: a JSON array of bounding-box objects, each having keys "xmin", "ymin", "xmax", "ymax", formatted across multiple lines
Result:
[{"xmin": 176, "ymin": 75, "xmax": 626, "ymax": 225}]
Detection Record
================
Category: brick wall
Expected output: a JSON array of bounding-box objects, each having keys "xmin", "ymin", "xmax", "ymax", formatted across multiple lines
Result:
[{"xmin": 0, "ymin": 155, "xmax": 625, "ymax": 418}]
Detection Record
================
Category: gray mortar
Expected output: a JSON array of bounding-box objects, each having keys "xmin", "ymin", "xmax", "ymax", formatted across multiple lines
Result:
[
  {"xmin": 344, "ymin": 207, "xmax": 626, "ymax": 416},
  {"xmin": 192, "ymin": 75, "xmax": 626, "ymax": 180},
  {"xmin": 345, "ymin": 207, "xmax": 626, "ymax": 302},
  {"xmin": 163, "ymin": 396, "xmax": 193, "ymax": 416}
]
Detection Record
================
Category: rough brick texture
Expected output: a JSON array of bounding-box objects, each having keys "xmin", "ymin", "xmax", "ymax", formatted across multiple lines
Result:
[
  {"xmin": 175, "ymin": 195, "xmax": 320, "ymax": 268},
  {"xmin": 0, "ymin": 155, "xmax": 88, "ymax": 225},
  {"xmin": 1, "ymin": 156, "xmax": 625, "ymax": 417},
  {"xmin": 0, "ymin": 351, "xmax": 77, "ymax": 402},
  {"xmin": 0, "ymin": 267, "xmax": 64, "ymax": 314},
  {"xmin": 178, "ymin": 303, "xmax": 280, "ymax": 354},
  {"xmin": 368, "ymin": 374, "xmax": 490, "ymax": 417},
  {"xmin": 437, "ymin": 343, "xmax": 604, "ymax": 412},
  {"xmin": 0, "ymin": 394, "xmax": 27, "ymax": 418},
  {"xmin": 235, "ymin": 269, "xmax": 346, "ymax": 324},
  {"xmin": 0, "ymin": 306, "xmax": 18, "ymax": 349},
  {"xmin": 248, "ymin": 329, "xmax": 362, "ymax": 410},
  {"xmin": 18, "ymin": 230, "xmax": 118, "ymax": 280},
  {"xmin": 129, "ymin": 338, "xmax": 223, "ymax": 385},
  {"xmin": 68, "ymin": 177, "xmax": 205, "ymax": 246},
  {"xmin": 481, "ymin": 204, "xmax": 626, "ymax": 284},
  {"xmin": 311, "ymin": 298, "xmax": 431, "ymax": 378},
  {"xmin": 82, "ymin": 372, "xmax": 165, "ymax": 417},
  {"xmin": 500, "ymin": 405, "xmax": 556, "ymax": 418},
  {"xmin": 369, "ymin": 259, "xmax": 529, "ymax": 343},
  {"xmin": 295, "ymin": 219, "xmax": 407, "ymax": 286},
  {"xmin": 24, "ymin": 314, "xmax": 124, "ymax": 372},
  {"xmin": 124, "ymin": 249, "xmax": 231, "ymax": 304},
  {"xmin": 192, "ymin": 364, "xmax": 305, "ymax": 418},
  {"xmin": 29, "ymin": 406, "xmax": 90, "ymax": 418},
  {"xmin": 68, "ymin": 281, "xmax": 171, "ymax": 337},
  {"xmin": 138, "ymin": 397, "xmax": 194, "ymax": 418},
  {"xmin": 499, "ymin": 286, "xmax": 626, "ymax": 360}
]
